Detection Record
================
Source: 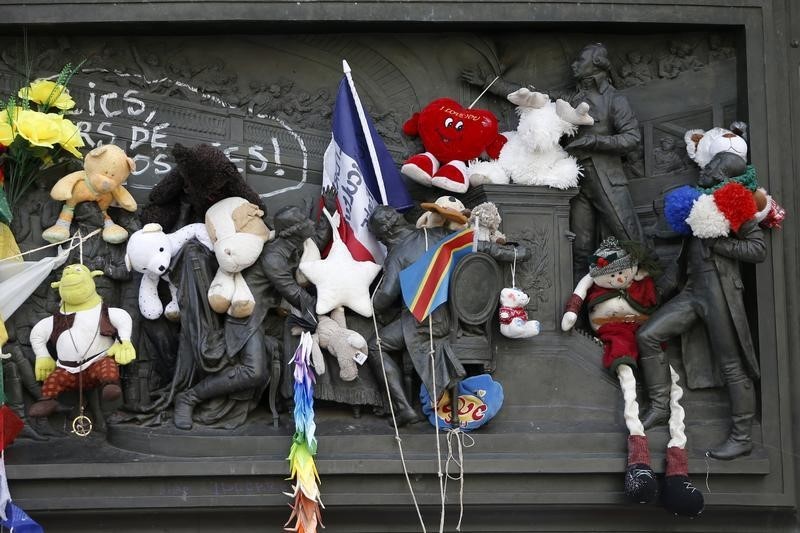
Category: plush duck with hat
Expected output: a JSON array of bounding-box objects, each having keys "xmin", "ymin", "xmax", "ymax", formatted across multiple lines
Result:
[
  {"xmin": 561, "ymin": 237, "xmax": 704, "ymax": 517},
  {"xmin": 27, "ymin": 264, "xmax": 136, "ymax": 418}
]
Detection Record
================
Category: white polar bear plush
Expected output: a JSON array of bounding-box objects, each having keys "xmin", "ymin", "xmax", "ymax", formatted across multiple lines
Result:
[
  {"xmin": 498, "ymin": 287, "xmax": 540, "ymax": 339},
  {"xmin": 125, "ymin": 222, "xmax": 212, "ymax": 320},
  {"xmin": 468, "ymin": 88, "xmax": 593, "ymax": 189},
  {"xmin": 205, "ymin": 196, "xmax": 271, "ymax": 318}
]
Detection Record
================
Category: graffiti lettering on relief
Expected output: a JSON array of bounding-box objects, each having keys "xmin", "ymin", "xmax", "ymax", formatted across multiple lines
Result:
[{"xmin": 69, "ymin": 80, "xmax": 308, "ymax": 197}]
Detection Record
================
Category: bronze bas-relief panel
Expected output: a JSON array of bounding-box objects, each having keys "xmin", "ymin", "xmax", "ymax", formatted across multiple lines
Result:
[{"xmin": 2, "ymin": 28, "xmax": 781, "ymax": 519}]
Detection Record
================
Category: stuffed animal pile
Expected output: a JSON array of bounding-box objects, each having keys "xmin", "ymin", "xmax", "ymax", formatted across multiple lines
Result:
[{"xmin": 468, "ymin": 88, "xmax": 593, "ymax": 189}]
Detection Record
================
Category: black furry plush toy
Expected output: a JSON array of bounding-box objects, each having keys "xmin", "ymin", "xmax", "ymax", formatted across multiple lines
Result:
[{"xmin": 140, "ymin": 143, "xmax": 265, "ymax": 232}]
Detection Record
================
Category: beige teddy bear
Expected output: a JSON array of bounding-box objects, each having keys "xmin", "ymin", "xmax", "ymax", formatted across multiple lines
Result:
[
  {"xmin": 42, "ymin": 144, "xmax": 137, "ymax": 244},
  {"xmin": 205, "ymin": 196, "xmax": 271, "ymax": 318},
  {"xmin": 291, "ymin": 307, "xmax": 368, "ymax": 382}
]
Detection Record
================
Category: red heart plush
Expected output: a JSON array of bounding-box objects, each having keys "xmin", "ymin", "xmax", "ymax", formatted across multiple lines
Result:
[{"xmin": 406, "ymin": 98, "xmax": 499, "ymax": 162}]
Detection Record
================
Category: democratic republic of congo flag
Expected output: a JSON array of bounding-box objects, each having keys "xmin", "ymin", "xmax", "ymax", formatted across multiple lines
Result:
[{"xmin": 399, "ymin": 228, "xmax": 475, "ymax": 322}]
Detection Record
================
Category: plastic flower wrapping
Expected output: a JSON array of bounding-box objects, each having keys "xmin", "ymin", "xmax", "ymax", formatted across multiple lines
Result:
[{"xmin": 0, "ymin": 64, "xmax": 85, "ymax": 222}]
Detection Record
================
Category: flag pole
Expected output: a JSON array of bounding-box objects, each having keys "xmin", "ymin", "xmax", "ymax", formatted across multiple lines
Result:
[{"xmin": 342, "ymin": 59, "xmax": 389, "ymax": 205}]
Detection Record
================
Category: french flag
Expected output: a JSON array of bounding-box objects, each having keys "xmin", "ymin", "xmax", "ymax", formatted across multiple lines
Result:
[{"xmin": 322, "ymin": 60, "xmax": 413, "ymax": 264}]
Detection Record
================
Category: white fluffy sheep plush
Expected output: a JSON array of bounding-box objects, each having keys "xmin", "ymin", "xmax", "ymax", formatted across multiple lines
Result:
[{"xmin": 468, "ymin": 88, "xmax": 593, "ymax": 189}]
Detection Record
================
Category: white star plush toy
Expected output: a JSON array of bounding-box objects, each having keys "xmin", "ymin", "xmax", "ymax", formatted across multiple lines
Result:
[{"xmin": 299, "ymin": 209, "xmax": 382, "ymax": 317}]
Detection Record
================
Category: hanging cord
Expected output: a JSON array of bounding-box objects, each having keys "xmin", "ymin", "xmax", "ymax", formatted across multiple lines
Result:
[
  {"xmin": 423, "ymin": 227, "xmax": 447, "ymax": 533},
  {"xmin": 370, "ymin": 275, "xmax": 427, "ymax": 533},
  {"xmin": 429, "ymin": 312, "xmax": 446, "ymax": 533},
  {"xmin": 511, "ymin": 247, "xmax": 517, "ymax": 288},
  {"xmin": 0, "ymin": 228, "xmax": 101, "ymax": 264},
  {"xmin": 444, "ymin": 428, "xmax": 475, "ymax": 531}
]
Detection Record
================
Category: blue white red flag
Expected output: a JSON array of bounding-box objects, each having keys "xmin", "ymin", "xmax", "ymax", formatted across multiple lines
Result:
[
  {"xmin": 399, "ymin": 228, "xmax": 475, "ymax": 322},
  {"xmin": 323, "ymin": 60, "xmax": 413, "ymax": 264}
]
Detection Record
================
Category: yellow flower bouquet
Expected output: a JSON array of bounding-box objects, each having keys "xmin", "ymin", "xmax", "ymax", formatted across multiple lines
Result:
[{"xmin": 0, "ymin": 64, "xmax": 85, "ymax": 223}]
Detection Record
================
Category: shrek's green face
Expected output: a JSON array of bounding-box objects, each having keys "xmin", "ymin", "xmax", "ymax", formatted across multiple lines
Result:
[{"xmin": 53, "ymin": 264, "xmax": 101, "ymax": 305}]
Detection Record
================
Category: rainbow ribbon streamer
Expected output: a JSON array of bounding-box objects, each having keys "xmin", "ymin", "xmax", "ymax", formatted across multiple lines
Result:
[{"xmin": 285, "ymin": 331, "xmax": 324, "ymax": 532}]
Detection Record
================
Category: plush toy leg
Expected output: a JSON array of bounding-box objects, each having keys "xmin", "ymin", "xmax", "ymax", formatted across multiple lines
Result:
[
  {"xmin": 431, "ymin": 160, "xmax": 469, "ymax": 194},
  {"xmin": 468, "ymin": 161, "xmax": 509, "ymax": 186},
  {"xmin": 101, "ymin": 211, "xmax": 130, "ymax": 244},
  {"xmin": 660, "ymin": 365, "xmax": 704, "ymax": 516},
  {"xmin": 401, "ymin": 152, "xmax": 439, "ymax": 186},
  {"xmin": 138, "ymin": 275, "xmax": 164, "ymax": 320},
  {"xmin": 164, "ymin": 279, "xmax": 181, "ymax": 321},
  {"xmin": 42, "ymin": 204, "xmax": 74, "ymax": 243},
  {"xmin": 617, "ymin": 364, "xmax": 657, "ymax": 504},
  {"xmin": 208, "ymin": 269, "xmax": 235, "ymax": 314},
  {"xmin": 228, "ymin": 272, "xmax": 256, "ymax": 318}
]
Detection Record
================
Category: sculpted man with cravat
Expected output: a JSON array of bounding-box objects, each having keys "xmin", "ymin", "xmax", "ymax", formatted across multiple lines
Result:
[
  {"xmin": 560, "ymin": 43, "xmax": 645, "ymax": 283},
  {"xmin": 462, "ymin": 43, "xmax": 645, "ymax": 284}
]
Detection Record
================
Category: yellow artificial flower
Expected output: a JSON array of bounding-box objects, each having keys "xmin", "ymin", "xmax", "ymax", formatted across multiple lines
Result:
[
  {"xmin": 18, "ymin": 79, "xmax": 75, "ymax": 111},
  {"xmin": 0, "ymin": 105, "xmax": 20, "ymax": 125},
  {"xmin": 15, "ymin": 110, "xmax": 63, "ymax": 148},
  {"xmin": 58, "ymin": 118, "xmax": 84, "ymax": 158},
  {"xmin": 0, "ymin": 122, "xmax": 13, "ymax": 146}
]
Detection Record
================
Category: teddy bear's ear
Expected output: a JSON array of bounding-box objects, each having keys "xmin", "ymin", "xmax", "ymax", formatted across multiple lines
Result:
[
  {"xmin": 126, "ymin": 157, "xmax": 137, "ymax": 174},
  {"xmin": 124, "ymin": 253, "xmax": 132, "ymax": 272},
  {"xmin": 142, "ymin": 223, "xmax": 163, "ymax": 233}
]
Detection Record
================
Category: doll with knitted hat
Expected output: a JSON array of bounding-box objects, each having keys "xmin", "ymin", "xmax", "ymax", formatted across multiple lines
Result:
[{"xmin": 562, "ymin": 237, "xmax": 704, "ymax": 516}]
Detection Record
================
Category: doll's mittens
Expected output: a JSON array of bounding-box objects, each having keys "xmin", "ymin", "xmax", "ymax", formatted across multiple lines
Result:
[
  {"xmin": 561, "ymin": 311, "xmax": 578, "ymax": 331},
  {"xmin": 661, "ymin": 475, "xmax": 704, "ymax": 517},
  {"xmin": 431, "ymin": 161, "xmax": 469, "ymax": 194},
  {"xmin": 108, "ymin": 340, "xmax": 136, "ymax": 365},
  {"xmin": 401, "ymin": 152, "xmax": 439, "ymax": 186},
  {"xmin": 102, "ymin": 223, "xmax": 130, "ymax": 244},
  {"xmin": 34, "ymin": 357, "xmax": 56, "ymax": 381},
  {"xmin": 623, "ymin": 463, "xmax": 658, "ymax": 504}
]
